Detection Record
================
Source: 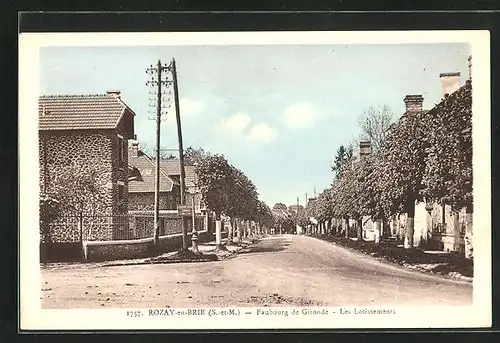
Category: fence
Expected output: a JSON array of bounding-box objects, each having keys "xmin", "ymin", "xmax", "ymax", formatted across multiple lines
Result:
[{"xmin": 41, "ymin": 213, "xmax": 209, "ymax": 243}]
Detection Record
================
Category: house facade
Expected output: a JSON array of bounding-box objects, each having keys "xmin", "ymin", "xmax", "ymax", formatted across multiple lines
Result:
[
  {"xmin": 39, "ymin": 90, "xmax": 135, "ymax": 242},
  {"xmin": 128, "ymin": 140, "xmax": 209, "ymax": 235}
]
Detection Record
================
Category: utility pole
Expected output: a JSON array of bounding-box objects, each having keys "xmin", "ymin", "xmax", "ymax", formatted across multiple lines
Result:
[
  {"xmin": 146, "ymin": 60, "xmax": 172, "ymax": 246},
  {"xmin": 296, "ymin": 196, "xmax": 299, "ymax": 230},
  {"xmin": 171, "ymin": 58, "xmax": 189, "ymax": 252},
  {"xmin": 154, "ymin": 60, "xmax": 162, "ymax": 246}
]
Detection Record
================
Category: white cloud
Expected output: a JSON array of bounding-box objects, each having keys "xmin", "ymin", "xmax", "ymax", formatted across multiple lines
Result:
[
  {"xmin": 247, "ymin": 123, "xmax": 278, "ymax": 143},
  {"xmin": 282, "ymin": 102, "xmax": 318, "ymax": 128},
  {"xmin": 218, "ymin": 113, "xmax": 251, "ymax": 134},
  {"xmin": 179, "ymin": 98, "xmax": 205, "ymax": 117}
]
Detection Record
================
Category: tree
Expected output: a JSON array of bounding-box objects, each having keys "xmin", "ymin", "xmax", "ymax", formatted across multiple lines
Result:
[
  {"xmin": 226, "ymin": 165, "xmax": 259, "ymax": 241},
  {"xmin": 273, "ymin": 203, "xmax": 288, "ymax": 211},
  {"xmin": 331, "ymin": 144, "xmax": 355, "ymax": 180},
  {"xmin": 44, "ymin": 163, "xmax": 109, "ymax": 242},
  {"xmin": 39, "ymin": 191, "xmax": 61, "ymax": 243},
  {"xmin": 184, "ymin": 146, "xmax": 211, "ymax": 165},
  {"xmin": 422, "ymin": 81, "xmax": 473, "ymax": 258},
  {"xmin": 255, "ymin": 200, "xmax": 274, "ymax": 234},
  {"xmin": 51, "ymin": 163, "xmax": 109, "ymax": 217},
  {"xmin": 195, "ymin": 154, "xmax": 233, "ymax": 249},
  {"xmin": 353, "ymin": 155, "xmax": 386, "ymax": 243},
  {"xmin": 331, "ymin": 145, "xmax": 346, "ymax": 177},
  {"xmin": 357, "ymin": 105, "xmax": 395, "ymax": 153},
  {"xmin": 377, "ymin": 106, "xmax": 428, "ymax": 248}
]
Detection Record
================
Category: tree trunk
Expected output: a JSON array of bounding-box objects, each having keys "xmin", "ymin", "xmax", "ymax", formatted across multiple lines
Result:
[
  {"xmin": 79, "ymin": 213, "xmax": 85, "ymax": 260},
  {"xmin": 215, "ymin": 212, "xmax": 223, "ymax": 249},
  {"xmin": 404, "ymin": 199, "xmax": 415, "ymax": 249},
  {"xmin": 344, "ymin": 216, "xmax": 349, "ymax": 239},
  {"xmin": 356, "ymin": 218, "xmax": 363, "ymax": 241},
  {"xmin": 465, "ymin": 204, "xmax": 473, "ymax": 259},
  {"xmin": 227, "ymin": 218, "xmax": 234, "ymax": 244},
  {"xmin": 235, "ymin": 219, "xmax": 241, "ymax": 242},
  {"xmin": 452, "ymin": 210, "xmax": 460, "ymax": 252}
]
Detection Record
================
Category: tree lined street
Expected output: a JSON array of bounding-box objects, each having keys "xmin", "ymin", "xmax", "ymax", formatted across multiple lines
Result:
[{"xmin": 41, "ymin": 235, "xmax": 472, "ymax": 309}]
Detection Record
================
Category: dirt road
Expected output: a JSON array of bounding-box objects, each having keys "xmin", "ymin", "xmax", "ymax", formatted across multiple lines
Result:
[{"xmin": 41, "ymin": 235, "xmax": 472, "ymax": 308}]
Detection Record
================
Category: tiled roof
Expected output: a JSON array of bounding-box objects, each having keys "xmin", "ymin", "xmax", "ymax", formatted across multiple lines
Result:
[
  {"xmin": 38, "ymin": 93, "xmax": 136, "ymax": 131},
  {"xmin": 271, "ymin": 209, "xmax": 291, "ymax": 219},
  {"xmin": 128, "ymin": 152, "xmax": 175, "ymax": 193},
  {"xmin": 160, "ymin": 160, "xmax": 197, "ymax": 187}
]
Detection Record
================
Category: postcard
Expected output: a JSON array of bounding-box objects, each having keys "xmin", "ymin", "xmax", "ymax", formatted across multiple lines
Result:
[{"xmin": 19, "ymin": 30, "xmax": 491, "ymax": 330}]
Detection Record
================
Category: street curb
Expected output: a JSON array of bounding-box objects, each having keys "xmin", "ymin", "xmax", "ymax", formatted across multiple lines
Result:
[{"xmin": 310, "ymin": 235, "xmax": 473, "ymax": 283}]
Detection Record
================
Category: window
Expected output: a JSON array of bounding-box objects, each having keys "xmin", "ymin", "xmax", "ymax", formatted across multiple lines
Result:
[{"xmin": 118, "ymin": 184, "xmax": 124, "ymax": 201}]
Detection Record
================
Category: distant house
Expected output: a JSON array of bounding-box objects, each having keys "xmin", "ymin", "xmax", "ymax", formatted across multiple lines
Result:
[
  {"xmin": 128, "ymin": 140, "xmax": 204, "ymax": 213},
  {"xmin": 127, "ymin": 140, "xmax": 209, "ymax": 234},
  {"xmin": 39, "ymin": 90, "xmax": 136, "ymax": 242},
  {"xmin": 127, "ymin": 140, "xmax": 179, "ymax": 213}
]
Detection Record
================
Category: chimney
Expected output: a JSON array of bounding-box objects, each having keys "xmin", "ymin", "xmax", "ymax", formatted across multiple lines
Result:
[
  {"xmin": 403, "ymin": 94, "xmax": 424, "ymax": 114},
  {"xmin": 106, "ymin": 90, "xmax": 121, "ymax": 98},
  {"xmin": 359, "ymin": 141, "xmax": 372, "ymax": 160},
  {"xmin": 439, "ymin": 72, "xmax": 460, "ymax": 98},
  {"xmin": 468, "ymin": 55, "xmax": 472, "ymax": 80},
  {"xmin": 128, "ymin": 137, "xmax": 140, "ymax": 158}
]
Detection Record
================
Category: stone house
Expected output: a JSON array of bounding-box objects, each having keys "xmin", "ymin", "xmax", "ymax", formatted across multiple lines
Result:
[
  {"xmin": 39, "ymin": 90, "xmax": 136, "ymax": 242},
  {"xmin": 387, "ymin": 69, "xmax": 471, "ymax": 252},
  {"xmin": 128, "ymin": 140, "xmax": 209, "ymax": 234}
]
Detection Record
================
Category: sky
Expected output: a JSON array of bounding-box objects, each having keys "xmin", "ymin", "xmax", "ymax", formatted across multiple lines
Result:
[{"xmin": 39, "ymin": 43, "xmax": 470, "ymax": 208}]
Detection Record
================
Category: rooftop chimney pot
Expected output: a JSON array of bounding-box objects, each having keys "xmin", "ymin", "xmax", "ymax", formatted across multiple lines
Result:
[
  {"xmin": 403, "ymin": 95, "xmax": 424, "ymax": 114},
  {"xmin": 128, "ymin": 139, "xmax": 140, "ymax": 157},
  {"xmin": 439, "ymin": 72, "xmax": 460, "ymax": 98},
  {"xmin": 359, "ymin": 141, "xmax": 372, "ymax": 160},
  {"xmin": 106, "ymin": 90, "xmax": 121, "ymax": 98}
]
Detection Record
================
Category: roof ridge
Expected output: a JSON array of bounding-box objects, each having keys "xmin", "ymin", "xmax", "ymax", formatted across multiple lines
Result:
[{"xmin": 39, "ymin": 93, "xmax": 111, "ymax": 98}]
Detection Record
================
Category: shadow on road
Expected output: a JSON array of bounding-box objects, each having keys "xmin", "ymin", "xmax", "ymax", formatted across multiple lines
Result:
[{"xmin": 238, "ymin": 237, "xmax": 292, "ymax": 255}]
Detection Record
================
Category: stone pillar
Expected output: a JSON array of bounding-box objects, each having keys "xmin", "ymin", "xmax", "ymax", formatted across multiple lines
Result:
[
  {"xmin": 204, "ymin": 211, "xmax": 209, "ymax": 232},
  {"xmin": 452, "ymin": 211, "xmax": 461, "ymax": 252}
]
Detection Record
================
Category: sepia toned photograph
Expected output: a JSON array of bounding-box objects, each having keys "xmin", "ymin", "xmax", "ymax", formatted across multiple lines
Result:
[{"xmin": 19, "ymin": 31, "xmax": 491, "ymax": 330}]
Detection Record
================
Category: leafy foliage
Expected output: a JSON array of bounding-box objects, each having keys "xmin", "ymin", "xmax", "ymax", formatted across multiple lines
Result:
[
  {"xmin": 196, "ymin": 154, "xmax": 233, "ymax": 218},
  {"xmin": 422, "ymin": 82, "xmax": 472, "ymax": 211},
  {"xmin": 331, "ymin": 145, "xmax": 354, "ymax": 179},
  {"xmin": 50, "ymin": 164, "xmax": 109, "ymax": 216},
  {"xmin": 184, "ymin": 146, "xmax": 211, "ymax": 165},
  {"xmin": 273, "ymin": 203, "xmax": 288, "ymax": 211},
  {"xmin": 255, "ymin": 200, "xmax": 274, "ymax": 228},
  {"xmin": 39, "ymin": 191, "xmax": 61, "ymax": 226},
  {"xmin": 376, "ymin": 107, "xmax": 429, "ymax": 216},
  {"xmin": 312, "ymin": 81, "xmax": 472, "ymax": 250}
]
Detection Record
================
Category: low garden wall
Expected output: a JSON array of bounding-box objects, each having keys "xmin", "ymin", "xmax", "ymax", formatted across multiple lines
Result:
[{"xmin": 84, "ymin": 230, "xmax": 227, "ymax": 262}]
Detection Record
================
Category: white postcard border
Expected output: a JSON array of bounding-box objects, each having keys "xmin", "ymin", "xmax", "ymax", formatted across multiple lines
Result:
[{"xmin": 19, "ymin": 30, "xmax": 491, "ymax": 330}]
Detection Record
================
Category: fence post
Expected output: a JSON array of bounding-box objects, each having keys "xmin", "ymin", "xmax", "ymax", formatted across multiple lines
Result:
[{"xmin": 78, "ymin": 213, "xmax": 87, "ymax": 260}]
